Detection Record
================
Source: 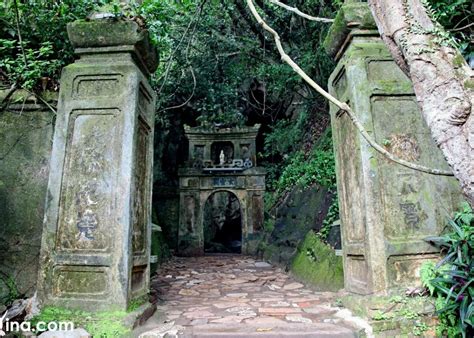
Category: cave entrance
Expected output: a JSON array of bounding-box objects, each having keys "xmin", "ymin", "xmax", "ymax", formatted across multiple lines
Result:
[{"xmin": 203, "ymin": 191, "xmax": 242, "ymax": 253}]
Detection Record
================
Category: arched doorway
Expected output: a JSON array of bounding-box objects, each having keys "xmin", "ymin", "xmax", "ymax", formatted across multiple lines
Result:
[{"xmin": 203, "ymin": 191, "xmax": 242, "ymax": 253}]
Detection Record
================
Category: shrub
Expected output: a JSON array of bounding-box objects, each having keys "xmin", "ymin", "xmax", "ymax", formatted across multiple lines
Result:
[{"xmin": 422, "ymin": 202, "xmax": 474, "ymax": 337}]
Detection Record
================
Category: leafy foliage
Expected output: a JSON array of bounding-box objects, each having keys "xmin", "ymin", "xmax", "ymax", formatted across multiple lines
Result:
[
  {"xmin": 141, "ymin": 0, "xmax": 338, "ymax": 127},
  {"xmin": 0, "ymin": 0, "xmax": 105, "ymax": 90},
  {"xmin": 0, "ymin": 273, "xmax": 20, "ymax": 306},
  {"xmin": 422, "ymin": 202, "xmax": 474, "ymax": 337},
  {"xmin": 273, "ymin": 131, "xmax": 335, "ymax": 194},
  {"xmin": 424, "ymin": 0, "xmax": 473, "ymax": 60},
  {"xmin": 318, "ymin": 196, "xmax": 339, "ymax": 240}
]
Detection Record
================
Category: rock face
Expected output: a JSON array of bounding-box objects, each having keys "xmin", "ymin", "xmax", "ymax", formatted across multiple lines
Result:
[
  {"xmin": 325, "ymin": 2, "xmax": 463, "ymax": 294},
  {"xmin": 262, "ymin": 184, "xmax": 335, "ymax": 265},
  {"xmin": 37, "ymin": 19, "xmax": 158, "ymax": 311},
  {"xmin": 0, "ymin": 90, "xmax": 56, "ymax": 304},
  {"xmin": 291, "ymin": 231, "xmax": 344, "ymax": 292},
  {"xmin": 260, "ymin": 184, "xmax": 343, "ymax": 291}
]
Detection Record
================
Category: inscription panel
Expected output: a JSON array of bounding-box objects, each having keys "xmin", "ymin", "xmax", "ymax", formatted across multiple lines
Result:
[
  {"xmin": 333, "ymin": 69, "xmax": 347, "ymax": 98},
  {"xmin": 371, "ymin": 96, "xmax": 448, "ymax": 240},
  {"xmin": 213, "ymin": 177, "xmax": 236, "ymax": 187},
  {"xmin": 131, "ymin": 265, "xmax": 146, "ymax": 294},
  {"xmin": 346, "ymin": 255, "xmax": 368, "ymax": 291},
  {"xmin": 132, "ymin": 118, "xmax": 150, "ymax": 255},
  {"xmin": 57, "ymin": 109, "xmax": 119, "ymax": 252},
  {"xmin": 184, "ymin": 195, "xmax": 196, "ymax": 234},
  {"xmin": 336, "ymin": 112, "xmax": 366, "ymax": 243},
  {"xmin": 53, "ymin": 266, "xmax": 108, "ymax": 299},
  {"xmin": 138, "ymin": 83, "xmax": 153, "ymax": 123},
  {"xmin": 367, "ymin": 60, "xmax": 409, "ymax": 83},
  {"xmin": 73, "ymin": 74, "xmax": 123, "ymax": 98}
]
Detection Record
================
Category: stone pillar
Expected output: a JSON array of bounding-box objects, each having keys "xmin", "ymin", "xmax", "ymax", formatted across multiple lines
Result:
[
  {"xmin": 37, "ymin": 20, "xmax": 158, "ymax": 311},
  {"xmin": 324, "ymin": 3, "xmax": 462, "ymax": 295}
]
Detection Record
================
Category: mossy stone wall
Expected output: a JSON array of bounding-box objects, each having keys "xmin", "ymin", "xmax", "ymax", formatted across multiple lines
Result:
[
  {"xmin": 291, "ymin": 231, "xmax": 344, "ymax": 291},
  {"xmin": 0, "ymin": 90, "xmax": 56, "ymax": 305},
  {"xmin": 262, "ymin": 184, "xmax": 334, "ymax": 266}
]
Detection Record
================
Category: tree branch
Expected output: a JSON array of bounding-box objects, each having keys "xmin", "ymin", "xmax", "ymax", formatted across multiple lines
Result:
[
  {"xmin": 268, "ymin": 0, "xmax": 334, "ymax": 23},
  {"xmin": 246, "ymin": 0, "xmax": 453, "ymax": 176},
  {"xmin": 12, "ymin": 0, "xmax": 27, "ymax": 68},
  {"xmin": 159, "ymin": 65, "xmax": 196, "ymax": 113}
]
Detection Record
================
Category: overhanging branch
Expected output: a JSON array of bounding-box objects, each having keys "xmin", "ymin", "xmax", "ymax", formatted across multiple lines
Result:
[
  {"xmin": 246, "ymin": 0, "xmax": 453, "ymax": 176},
  {"xmin": 268, "ymin": 0, "xmax": 334, "ymax": 23}
]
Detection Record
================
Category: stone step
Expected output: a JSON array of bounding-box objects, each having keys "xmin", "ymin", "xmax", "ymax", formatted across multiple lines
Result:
[{"xmin": 188, "ymin": 323, "xmax": 358, "ymax": 338}]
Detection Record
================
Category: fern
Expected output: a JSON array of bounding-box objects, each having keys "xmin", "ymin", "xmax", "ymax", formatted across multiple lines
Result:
[{"xmin": 420, "ymin": 261, "xmax": 437, "ymax": 296}]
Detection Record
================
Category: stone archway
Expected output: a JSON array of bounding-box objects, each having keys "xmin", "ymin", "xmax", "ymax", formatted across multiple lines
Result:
[
  {"xmin": 177, "ymin": 125, "xmax": 265, "ymax": 256},
  {"xmin": 203, "ymin": 190, "xmax": 242, "ymax": 253}
]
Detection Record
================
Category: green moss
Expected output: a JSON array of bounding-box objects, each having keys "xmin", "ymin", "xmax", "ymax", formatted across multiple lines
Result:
[
  {"xmin": 150, "ymin": 229, "xmax": 171, "ymax": 272},
  {"xmin": 290, "ymin": 231, "xmax": 344, "ymax": 291},
  {"xmin": 31, "ymin": 306, "xmax": 130, "ymax": 337},
  {"xmin": 453, "ymin": 53, "xmax": 465, "ymax": 67},
  {"xmin": 127, "ymin": 295, "xmax": 147, "ymax": 312},
  {"xmin": 339, "ymin": 294, "xmax": 437, "ymax": 335},
  {"xmin": 323, "ymin": 9, "xmax": 348, "ymax": 56},
  {"xmin": 464, "ymin": 78, "xmax": 474, "ymax": 90},
  {"xmin": 323, "ymin": 2, "xmax": 378, "ymax": 56}
]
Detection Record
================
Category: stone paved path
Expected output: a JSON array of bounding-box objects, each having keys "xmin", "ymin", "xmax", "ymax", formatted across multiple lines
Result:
[{"xmin": 137, "ymin": 255, "xmax": 369, "ymax": 337}]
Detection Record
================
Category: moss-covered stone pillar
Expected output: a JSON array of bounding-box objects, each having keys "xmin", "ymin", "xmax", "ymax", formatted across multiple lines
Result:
[
  {"xmin": 37, "ymin": 19, "xmax": 158, "ymax": 311},
  {"xmin": 324, "ymin": 2, "xmax": 462, "ymax": 295}
]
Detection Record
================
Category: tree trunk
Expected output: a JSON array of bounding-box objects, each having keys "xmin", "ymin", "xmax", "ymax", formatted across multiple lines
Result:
[{"xmin": 368, "ymin": 0, "xmax": 473, "ymax": 206}]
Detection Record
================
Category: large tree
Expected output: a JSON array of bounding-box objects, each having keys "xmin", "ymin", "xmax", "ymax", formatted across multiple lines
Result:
[{"xmin": 368, "ymin": 0, "xmax": 473, "ymax": 205}]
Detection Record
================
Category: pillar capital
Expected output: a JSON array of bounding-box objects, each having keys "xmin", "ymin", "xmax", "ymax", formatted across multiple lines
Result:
[
  {"xmin": 323, "ymin": 2, "xmax": 377, "ymax": 60},
  {"xmin": 67, "ymin": 19, "xmax": 158, "ymax": 75}
]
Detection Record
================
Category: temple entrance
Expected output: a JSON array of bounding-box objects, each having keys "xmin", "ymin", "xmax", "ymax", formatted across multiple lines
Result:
[
  {"xmin": 203, "ymin": 191, "xmax": 242, "ymax": 253},
  {"xmin": 177, "ymin": 125, "xmax": 265, "ymax": 256}
]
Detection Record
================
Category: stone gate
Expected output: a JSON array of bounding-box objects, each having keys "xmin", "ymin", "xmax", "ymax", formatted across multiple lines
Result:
[
  {"xmin": 37, "ymin": 20, "xmax": 157, "ymax": 311},
  {"xmin": 324, "ymin": 2, "xmax": 463, "ymax": 295},
  {"xmin": 178, "ymin": 125, "xmax": 266, "ymax": 256}
]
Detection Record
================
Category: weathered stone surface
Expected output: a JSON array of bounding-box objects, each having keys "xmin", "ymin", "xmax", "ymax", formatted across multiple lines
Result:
[
  {"xmin": 254, "ymin": 261, "xmax": 271, "ymax": 268},
  {"xmin": 67, "ymin": 20, "xmax": 158, "ymax": 74},
  {"xmin": 38, "ymin": 328, "xmax": 91, "ymax": 338},
  {"xmin": 258, "ymin": 307, "xmax": 302, "ymax": 315},
  {"xmin": 179, "ymin": 289, "xmax": 200, "ymax": 296},
  {"xmin": 286, "ymin": 315, "xmax": 313, "ymax": 323},
  {"xmin": 0, "ymin": 90, "xmax": 56, "ymax": 304},
  {"xmin": 37, "ymin": 19, "xmax": 157, "ymax": 311},
  {"xmin": 140, "ymin": 255, "xmax": 366, "ymax": 336},
  {"xmin": 261, "ymin": 183, "xmax": 338, "ymax": 276},
  {"xmin": 326, "ymin": 3, "xmax": 463, "ymax": 294},
  {"xmin": 323, "ymin": 2, "xmax": 377, "ymax": 58},
  {"xmin": 283, "ymin": 283, "xmax": 304, "ymax": 291}
]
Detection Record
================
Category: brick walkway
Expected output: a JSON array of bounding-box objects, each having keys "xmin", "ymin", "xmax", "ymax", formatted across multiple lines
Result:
[{"xmin": 137, "ymin": 255, "xmax": 369, "ymax": 337}]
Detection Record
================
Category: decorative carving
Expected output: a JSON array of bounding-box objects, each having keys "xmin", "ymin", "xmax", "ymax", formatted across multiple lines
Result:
[
  {"xmin": 192, "ymin": 158, "xmax": 204, "ymax": 169},
  {"xmin": 58, "ymin": 110, "xmax": 118, "ymax": 251},
  {"xmin": 399, "ymin": 202, "xmax": 420, "ymax": 229},
  {"xmin": 386, "ymin": 134, "xmax": 420, "ymax": 162},
  {"xmin": 219, "ymin": 150, "xmax": 225, "ymax": 165},
  {"xmin": 243, "ymin": 159, "xmax": 253, "ymax": 169},
  {"xmin": 241, "ymin": 144, "xmax": 251, "ymax": 160}
]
